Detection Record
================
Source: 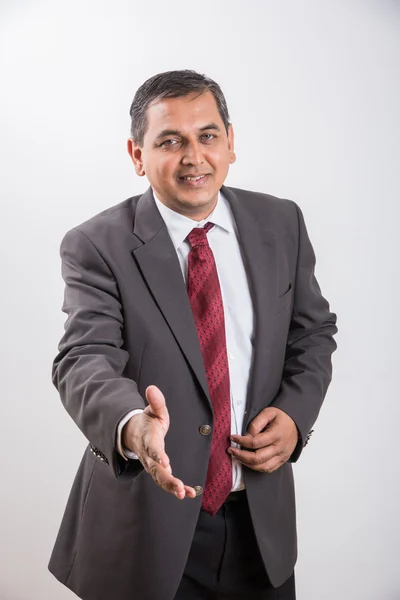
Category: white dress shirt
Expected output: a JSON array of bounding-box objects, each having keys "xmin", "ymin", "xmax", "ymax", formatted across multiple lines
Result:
[{"xmin": 117, "ymin": 190, "xmax": 255, "ymax": 491}]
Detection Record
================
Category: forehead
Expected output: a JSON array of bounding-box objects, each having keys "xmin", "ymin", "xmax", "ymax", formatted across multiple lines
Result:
[{"xmin": 145, "ymin": 91, "xmax": 222, "ymax": 136}]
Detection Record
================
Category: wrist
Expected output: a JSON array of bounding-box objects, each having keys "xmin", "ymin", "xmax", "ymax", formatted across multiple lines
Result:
[{"xmin": 122, "ymin": 412, "xmax": 142, "ymax": 453}]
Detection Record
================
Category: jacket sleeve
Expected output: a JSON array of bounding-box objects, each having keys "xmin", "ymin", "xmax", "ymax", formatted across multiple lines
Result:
[
  {"xmin": 52, "ymin": 227, "xmax": 145, "ymax": 479},
  {"xmin": 271, "ymin": 202, "xmax": 338, "ymax": 461}
]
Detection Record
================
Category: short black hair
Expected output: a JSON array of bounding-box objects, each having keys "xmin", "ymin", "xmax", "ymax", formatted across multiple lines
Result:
[{"xmin": 129, "ymin": 69, "xmax": 230, "ymax": 146}]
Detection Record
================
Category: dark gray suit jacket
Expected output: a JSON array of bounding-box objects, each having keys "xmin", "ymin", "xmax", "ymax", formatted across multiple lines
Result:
[{"xmin": 49, "ymin": 186, "xmax": 337, "ymax": 600}]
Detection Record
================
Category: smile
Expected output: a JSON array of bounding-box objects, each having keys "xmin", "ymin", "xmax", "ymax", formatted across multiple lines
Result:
[
  {"xmin": 182, "ymin": 175, "xmax": 205, "ymax": 181},
  {"xmin": 178, "ymin": 174, "xmax": 210, "ymax": 186}
]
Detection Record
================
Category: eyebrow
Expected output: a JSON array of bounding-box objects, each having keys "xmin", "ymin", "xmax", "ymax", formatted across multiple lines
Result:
[{"xmin": 154, "ymin": 122, "xmax": 221, "ymax": 141}]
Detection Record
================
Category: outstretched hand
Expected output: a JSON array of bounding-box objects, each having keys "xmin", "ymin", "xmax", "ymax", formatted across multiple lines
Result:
[
  {"xmin": 228, "ymin": 407, "xmax": 298, "ymax": 473},
  {"xmin": 122, "ymin": 385, "xmax": 196, "ymax": 500}
]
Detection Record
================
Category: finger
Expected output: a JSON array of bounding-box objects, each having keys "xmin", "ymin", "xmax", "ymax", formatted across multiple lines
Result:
[
  {"xmin": 262, "ymin": 454, "xmax": 285, "ymax": 473},
  {"xmin": 183, "ymin": 485, "xmax": 197, "ymax": 499},
  {"xmin": 154, "ymin": 452, "xmax": 171, "ymax": 471},
  {"xmin": 247, "ymin": 407, "xmax": 278, "ymax": 437},
  {"xmin": 146, "ymin": 460, "xmax": 197, "ymax": 499},
  {"xmin": 228, "ymin": 444, "xmax": 279, "ymax": 467},
  {"xmin": 156, "ymin": 451, "xmax": 172, "ymax": 473},
  {"xmin": 145, "ymin": 385, "xmax": 168, "ymax": 419},
  {"xmin": 147, "ymin": 460, "xmax": 186, "ymax": 496},
  {"xmin": 231, "ymin": 429, "xmax": 279, "ymax": 450},
  {"xmin": 231, "ymin": 448, "xmax": 284, "ymax": 473}
]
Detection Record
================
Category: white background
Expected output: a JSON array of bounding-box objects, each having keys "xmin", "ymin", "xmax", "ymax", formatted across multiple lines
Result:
[{"xmin": 1, "ymin": 1, "xmax": 399, "ymax": 599}]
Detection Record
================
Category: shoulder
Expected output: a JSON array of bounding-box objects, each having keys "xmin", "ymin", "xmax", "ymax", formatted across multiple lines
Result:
[
  {"xmin": 223, "ymin": 185, "xmax": 300, "ymax": 230},
  {"xmin": 60, "ymin": 194, "xmax": 141, "ymax": 249}
]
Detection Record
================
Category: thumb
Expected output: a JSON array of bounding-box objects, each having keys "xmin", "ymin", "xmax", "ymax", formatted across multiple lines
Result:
[
  {"xmin": 145, "ymin": 385, "xmax": 168, "ymax": 419},
  {"xmin": 247, "ymin": 407, "xmax": 278, "ymax": 436}
]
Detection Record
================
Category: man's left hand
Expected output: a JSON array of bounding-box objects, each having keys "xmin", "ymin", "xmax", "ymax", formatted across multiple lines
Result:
[{"xmin": 228, "ymin": 407, "xmax": 299, "ymax": 473}]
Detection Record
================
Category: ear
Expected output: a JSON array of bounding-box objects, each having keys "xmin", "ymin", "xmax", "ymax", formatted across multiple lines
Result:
[
  {"xmin": 227, "ymin": 124, "xmax": 236, "ymax": 164},
  {"xmin": 127, "ymin": 138, "xmax": 146, "ymax": 176}
]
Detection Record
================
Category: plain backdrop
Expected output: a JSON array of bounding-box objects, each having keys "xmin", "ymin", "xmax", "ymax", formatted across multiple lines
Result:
[{"xmin": 0, "ymin": 1, "xmax": 399, "ymax": 599}]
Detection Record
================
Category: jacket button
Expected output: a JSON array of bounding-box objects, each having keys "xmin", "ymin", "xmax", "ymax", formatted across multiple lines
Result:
[
  {"xmin": 194, "ymin": 485, "xmax": 203, "ymax": 496},
  {"xmin": 199, "ymin": 425, "xmax": 212, "ymax": 436}
]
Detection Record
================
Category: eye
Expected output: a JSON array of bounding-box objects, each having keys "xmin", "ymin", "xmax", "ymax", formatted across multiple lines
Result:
[
  {"xmin": 160, "ymin": 139, "xmax": 179, "ymax": 148},
  {"xmin": 200, "ymin": 133, "xmax": 216, "ymax": 141}
]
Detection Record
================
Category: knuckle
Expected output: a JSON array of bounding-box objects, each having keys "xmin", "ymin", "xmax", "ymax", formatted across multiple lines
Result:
[
  {"xmin": 245, "ymin": 453, "xmax": 256, "ymax": 464},
  {"xmin": 149, "ymin": 464, "xmax": 159, "ymax": 482},
  {"xmin": 255, "ymin": 453, "xmax": 264, "ymax": 465},
  {"xmin": 249, "ymin": 437, "xmax": 257, "ymax": 450}
]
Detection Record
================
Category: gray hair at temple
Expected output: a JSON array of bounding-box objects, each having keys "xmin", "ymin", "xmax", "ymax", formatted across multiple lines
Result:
[{"xmin": 129, "ymin": 69, "xmax": 231, "ymax": 146}]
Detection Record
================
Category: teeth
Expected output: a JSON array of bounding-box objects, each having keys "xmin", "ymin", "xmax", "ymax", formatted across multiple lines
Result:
[{"xmin": 183, "ymin": 175, "xmax": 205, "ymax": 181}]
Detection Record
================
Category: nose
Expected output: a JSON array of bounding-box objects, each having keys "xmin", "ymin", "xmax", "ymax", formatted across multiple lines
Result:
[{"xmin": 181, "ymin": 141, "xmax": 204, "ymax": 167}]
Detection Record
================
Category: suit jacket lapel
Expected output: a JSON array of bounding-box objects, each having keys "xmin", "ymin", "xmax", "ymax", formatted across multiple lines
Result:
[
  {"xmin": 131, "ymin": 186, "xmax": 278, "ymax": 423},
  {"xmin": 131, "ymin": 188, "xmax": 211, "ymax": 407},
  {"xmin": 221, "ymin": 186, "xmax": 278, "ymax": 430}
]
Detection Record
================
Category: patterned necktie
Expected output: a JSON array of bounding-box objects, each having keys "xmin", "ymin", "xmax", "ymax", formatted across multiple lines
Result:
[{"xmin": 186, "ymin": 222, "xmax": 232, "ymax": 516}]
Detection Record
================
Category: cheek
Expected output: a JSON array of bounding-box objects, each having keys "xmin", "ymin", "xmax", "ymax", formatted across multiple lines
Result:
[
  {"xmin": 154, "ymin": 158, "xmax": 178, "ymax": 182},
  {"xmin": 144, "ymin": 159, "xmax": 169, "ymax": 184},
  {"xmin": 209, "ymin": 150, "xmax": 231, "ymax": 178},
  {"xmin": 208, "ymin": 148, "xmax": 230, "ymax": 167}
]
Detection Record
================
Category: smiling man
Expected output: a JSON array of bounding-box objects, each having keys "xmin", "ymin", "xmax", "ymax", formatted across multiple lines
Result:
[
  {"xmin": 49, "ymin": 70, "xmax": 337, "ymax": 600},
  {"xmin": 128, "ymin": 86, "xmax": 235, "ymax": 221}
]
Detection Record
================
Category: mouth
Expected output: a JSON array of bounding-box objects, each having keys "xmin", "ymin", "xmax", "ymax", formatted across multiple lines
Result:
[{"xmin": 177, "ymin": 174, "xmax": 211, "ymax": 187}]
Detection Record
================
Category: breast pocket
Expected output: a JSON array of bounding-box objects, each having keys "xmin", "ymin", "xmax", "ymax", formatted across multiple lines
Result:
[{"xmin": 276, "ymin": 283, "xmax": 293, "ymax": 315}]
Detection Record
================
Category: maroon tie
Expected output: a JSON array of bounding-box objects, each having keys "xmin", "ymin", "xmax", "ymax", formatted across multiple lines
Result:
[{"xmin": 187, "ymin": 222, "xmax": 232, "ymax": 516}]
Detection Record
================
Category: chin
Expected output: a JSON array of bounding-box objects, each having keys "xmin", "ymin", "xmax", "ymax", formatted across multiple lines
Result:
[{"xmin": 178, "ymin": 191, "xmax": 217, "ymax": 207}]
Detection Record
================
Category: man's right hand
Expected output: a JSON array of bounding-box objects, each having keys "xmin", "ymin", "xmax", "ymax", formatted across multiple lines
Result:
[{"xmin": 122, "ymin": 385, "xmax": 196, "ymax": 500}]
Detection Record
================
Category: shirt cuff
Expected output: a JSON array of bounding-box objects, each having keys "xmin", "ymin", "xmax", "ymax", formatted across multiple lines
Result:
[{"xmin": 116, "ymin": 409, "xmax": 144, "ymax": 460}]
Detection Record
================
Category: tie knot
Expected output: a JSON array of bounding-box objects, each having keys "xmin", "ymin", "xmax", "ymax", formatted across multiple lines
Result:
[{"xmin": 187, "ymin": 222, "xmax": 214, "ymax": 248}]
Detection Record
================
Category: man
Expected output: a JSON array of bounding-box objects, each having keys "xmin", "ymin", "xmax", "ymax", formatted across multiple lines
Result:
[{"xmin": 49, "ymin": 70, "xmax": 337, "ymax": 600}]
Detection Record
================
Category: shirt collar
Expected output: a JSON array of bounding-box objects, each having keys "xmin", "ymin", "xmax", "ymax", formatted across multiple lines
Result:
[{"xmin": 152, "ymin": 189, "xmax": 234, "ymax": 251}]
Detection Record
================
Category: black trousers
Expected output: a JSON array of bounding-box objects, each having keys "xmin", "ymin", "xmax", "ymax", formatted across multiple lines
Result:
[{"xmin": 174, "ymin": 491, "xmax": 296, "ymax": 600}]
